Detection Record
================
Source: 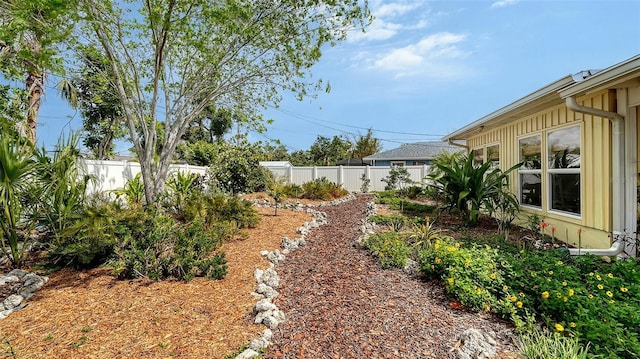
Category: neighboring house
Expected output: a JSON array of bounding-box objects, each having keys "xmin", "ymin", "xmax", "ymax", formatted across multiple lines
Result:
[
  {"xmin": 443, "ymin": 55, "xmax": 640, "ymax": 257},
  {"xmin": 363, "ymin": 141, "xmax": 463, "ymax": 166}
]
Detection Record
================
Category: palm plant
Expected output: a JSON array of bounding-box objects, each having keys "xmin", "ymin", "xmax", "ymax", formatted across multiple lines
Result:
[
  {"xmin": 429, "ymin": 150, "xmax": 521, "ymax": 227},
  {"xmin": 33, "ymin": 133, "xmax": 92, "ymax": 239},
  {"xmin": 0, "ymin": 135, "xmax": 35, "ymax": 267}
]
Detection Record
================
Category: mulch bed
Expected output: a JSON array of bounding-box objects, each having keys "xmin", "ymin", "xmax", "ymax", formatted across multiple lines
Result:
[
  {"xmin": 0, "ymin": 206, "xmax": 312, "ymax": 359},
  {"xmin": 1, "ymin": 194, "xmax": 522, "ymax": 358},
  {"xmin": 263, "ymin": 194, "xmax": 519, "ymax": 358}
]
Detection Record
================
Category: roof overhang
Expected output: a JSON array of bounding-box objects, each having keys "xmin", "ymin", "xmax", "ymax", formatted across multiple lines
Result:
[
  {"xmin": 558, "ymin": 54, "xmax": 640, "ymax": 98},
  {"xmin": 443, "ymin": 75, "xmax": 576, "ymax": 141}
]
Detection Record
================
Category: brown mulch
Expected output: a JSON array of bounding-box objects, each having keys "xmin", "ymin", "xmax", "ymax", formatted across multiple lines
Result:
[
  {"xmin": 263, "ymin": 194, "xmax": 519, "ymax": 359},
  {"xmin": 1, "ymin": 195, "xmax": 521, "ymax": 359},
  {"xmin": 0, "ymin": 206, "xmax": 312, "ymax": 359}
]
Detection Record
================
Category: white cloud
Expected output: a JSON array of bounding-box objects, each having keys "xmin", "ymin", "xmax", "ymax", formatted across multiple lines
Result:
[
  {"xmin": 490, "ymin": 0, "xmax": 519, "ymax": 8},
  {"xmin": 347, "ymin": 1, "xmax": 429, "ymax": 42},
  {"xmin": 375, "ymin": 2, "xmax": 420, "ymax": 18},
  {"xmin": 370, "ymin": 32, "xmax": 470, "ymax": 78}
]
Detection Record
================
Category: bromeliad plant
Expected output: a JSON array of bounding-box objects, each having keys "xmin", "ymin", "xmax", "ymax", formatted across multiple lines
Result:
[{"xmin": 429, "ymin": 150, "xmax": 521, "ymax": 227}]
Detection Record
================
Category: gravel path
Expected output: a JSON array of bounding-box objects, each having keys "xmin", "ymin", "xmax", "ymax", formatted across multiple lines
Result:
[{"xmin": 263, "ymin": 194, "xmax": 518, "ymax": 358}]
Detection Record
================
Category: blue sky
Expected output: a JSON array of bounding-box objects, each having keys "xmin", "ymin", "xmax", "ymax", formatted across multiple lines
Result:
[{"xmin": 29, "ymin": 0, "xmax": 640, "ymax": 153}]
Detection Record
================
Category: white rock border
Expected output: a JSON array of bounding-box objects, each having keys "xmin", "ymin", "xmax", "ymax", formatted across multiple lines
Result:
[{"xmin": 234, "ymin": 195, "xmax": 350, "ymax": 359}]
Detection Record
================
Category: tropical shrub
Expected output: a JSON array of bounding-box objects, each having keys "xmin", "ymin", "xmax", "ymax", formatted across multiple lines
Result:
[
  {"xmin": 33, "ymin": 133, "xmax": 93, "ymax": 238},
  {"xmin": 0, "ymin": 135, "xmax": 35, "ymax": 267},
  {"xmin": 381, "ymin": 165, "xmax": 412, "ymax": 191},
  {"xmin": 428, "ymin": 150, "xmax": 520, "ymax": 227},
  {"xmin": 111, "ymin": 214, "xmax": 227, "ymax": 281}
]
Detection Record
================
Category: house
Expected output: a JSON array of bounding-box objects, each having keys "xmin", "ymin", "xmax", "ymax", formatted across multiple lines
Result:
[
  {"xmin": 363, "ymin": 141, "xmax": 463, "ymax": 166},
  {"xmin": 443, "ymin": 55, "xmax": 640, "ymax": 257}
]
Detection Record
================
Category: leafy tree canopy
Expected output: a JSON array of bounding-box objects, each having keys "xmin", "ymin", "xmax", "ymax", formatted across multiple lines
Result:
[{"xmin": 76, "ymin": 0, "xmax": 371, "ymax": 204}]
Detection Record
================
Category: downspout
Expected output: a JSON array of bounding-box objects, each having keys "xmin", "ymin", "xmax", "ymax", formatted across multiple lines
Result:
[
  {"xmin": 447, "ymin": 139, "xmax": 469, "ymax": 151},
  {"xmin": 565, "ymin": 96, "xmax": 626, "ymax": 256}
]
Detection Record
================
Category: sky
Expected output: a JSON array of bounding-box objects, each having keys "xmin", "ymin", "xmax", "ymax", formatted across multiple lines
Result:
[{"xmin": 26, "ymin": 0, "xmax": 640, "ymax": 154}]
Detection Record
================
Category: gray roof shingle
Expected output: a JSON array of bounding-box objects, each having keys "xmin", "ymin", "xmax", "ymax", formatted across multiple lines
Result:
[{"xmin": 363, "ymin": 141, "xmax": 462, "ymax": 161}]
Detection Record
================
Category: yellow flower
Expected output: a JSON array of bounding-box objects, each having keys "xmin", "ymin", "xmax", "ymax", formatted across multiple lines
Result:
[
  {"xmin": 490, "ymin": 273, "xmax": 497, "ymax": 280},
  {"xmin": 448, "ymin": 278, "xmax": 455, "ymax": 284},
  {"xmin": 568, "ymin": 289, "xmax": 575, "ymax": 296},
  {"xmin": 488, "ymin": 263, "xmax": 494, "ymax": 269},
  {"xmin": 516, "ymin": 301, "xmax": 523, "ymax": 308},
  {"xmin": 548, "ymin": 271, "xmax": 554, "ymax": 275},
  {"xmin": 607, "ymin": 273, "xmax": 614, "ymax": 278},
  {"xmin": 454, "ymin": 242, "xmax": 460, "ymax": 248},
  {"xmin": 588, "ymin": 294, "xmax": 594, "ymax": 299},
  {"xmin": 621, "ymin": 287, "xmax": 628, "ymax": 293},
  {"xmin": 596, "ymin": 274, "xmax": 602, "ymax": 281},
  {"xmin": 541, "ymin": 291, "xmax": 550, "ymax": 299},
  {"xmin": 435, "ymin": 257, "xmax": 442, "ymax": 264},
  {"xmin": 484, "ymin": 305, "xmax": 491, "ymax": 312},
  {"xmin": 563, "ymin": 297, "xmax": 568, "ymax": 302},
  {"xmin": 606, "ymin": 291, "xmax": 613, "ymax": 297},
  {"xmin": 597, "ymin": 284, "xmax": 604, "ymax": 290},
  {"xmin": 557, "ymin": 261, "xmax": 563, "ymax": 265},
  {"xmin": 609, "ymin": 300, "xmax": 615, "ymax": 304},
  {"xmin": 570, "ymin": 322, "xmax": 577, "ymax": 328},
  {"xmin": 588, "ymin": 272, "xmax": 594, "ymax": 276},
  {"xmin": 476, "ymin": 288, "xmax": 483, "ymax": 295},
  {"xmin": 519, "ymin": 292, "xmax": 526, "ymax": 298},
  {"xmin": 556, "ymin": 292, "xmax": 562, "ymax": 298},
  {"xmin": 464, "ymin": 260, "xmax": 471, "ymax": 268},
  {"xmin": 530, "ymin": 272, "xmax": 537, "ymax": 277},
  {"xmin": 562, "ymin": 281, "xmax": 568, "ymax": 286},
  {"xmin": 510, "ymin": 295, "xmax": 517, "ymax": 302},
  {"xmin": 431, "ymin": 265, "xmax": 435, "ymax": 270},
  {"xmin": 503, "ymin": 285, "xmax": 509, "ymax": 291},
  {"xmin": 555, "ymin": 323, "xmax": 564, "ymax": 332}
]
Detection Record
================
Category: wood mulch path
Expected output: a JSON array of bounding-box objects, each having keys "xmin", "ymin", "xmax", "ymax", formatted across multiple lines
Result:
[{"xmin": 263, "ymin": 194, "xmax": 519, "ymax": 358}]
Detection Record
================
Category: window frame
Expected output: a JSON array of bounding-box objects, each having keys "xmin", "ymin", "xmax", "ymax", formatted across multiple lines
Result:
[
  {"xmin": 390, "ymin": 161, "xmax": 405, "ymax": 167},
  {"xmin": 546, "ymin": 124, "xmax": 582, "ymax": 218},
  {"xmin": 518, "ymin": 134, "xmax": 543, "ymax": 210}
]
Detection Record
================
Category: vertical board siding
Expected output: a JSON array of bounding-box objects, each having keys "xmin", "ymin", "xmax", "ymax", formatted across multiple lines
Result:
[{"xmin": 465, "ymin": 91, "xmax": 613, "ymax": 247}]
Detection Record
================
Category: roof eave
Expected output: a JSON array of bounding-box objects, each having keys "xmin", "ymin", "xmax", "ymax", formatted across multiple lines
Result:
[
  {"xmin": 558, "ymin": 54, "xmax": 640, "ymax": 98},
  {"xmin": 443, "ymin": 75, "xmax": 576, "ymax": 141}
]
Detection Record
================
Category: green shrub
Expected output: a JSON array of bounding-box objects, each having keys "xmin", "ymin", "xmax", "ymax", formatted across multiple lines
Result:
[
  {"xmin": 45, "ymin": 196, "xmax": 124, "ymax": 269},
  {"xmin": 368, "ymin": 214, "xmax": 409, "ymax": 231},
  {"xmin": 362, "ymin": 232, "xmax": 410, "ymax": 269},
  {"xmin": 112, "ymin": 215, "xmax": 227, "ymax": 281},
  {"xmin": 181, "ymin": 193, "xmax": 259, "ymax": 230},
  {"xmin": 418, "ymin": 238, "xmax": 511, "ymax": 315},
  {"xmin": 300, "ymin": 177, "xmax": 348, "ymax": 200},
  {"xmin": 281, "ymin": 183, "xmax": 303, "ymax": 198}
]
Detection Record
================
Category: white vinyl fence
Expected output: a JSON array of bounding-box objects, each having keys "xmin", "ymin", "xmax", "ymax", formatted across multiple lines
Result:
[
  {"xmin": 79, "ymin": 159, "xmax": 208, "ymax": 194},
  {"xmin": 263, "ymin": 164, "xmax": 431, "ymax": 192},
  {"xmin": 79, "ymin": 159, "xmax": 430, "ymax": 194}
]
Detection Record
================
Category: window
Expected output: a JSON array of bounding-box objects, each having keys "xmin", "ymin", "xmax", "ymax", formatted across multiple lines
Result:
[
  {"xmin": 547, "ymin": 125, "xmax": 581, "ymax": 215},
  {"xmin": 390, "ymin": 161, "xmax": 405, "ymax": 167},
  {"xmin": 519, "ymin": 135, "xmax": 542, "ymax": 208},
  {"xmin": 487, "ymin": 144, "xmax": 500, "ymax": 170},
  {"xmin": 473, "ymin": 148, "xmax": 484, "ymax": 166}
]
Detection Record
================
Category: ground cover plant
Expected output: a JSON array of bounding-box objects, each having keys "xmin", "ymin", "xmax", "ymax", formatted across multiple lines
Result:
[{"xmin": 366, "ymin": 190, "xmax": 640, "ymax": 358}]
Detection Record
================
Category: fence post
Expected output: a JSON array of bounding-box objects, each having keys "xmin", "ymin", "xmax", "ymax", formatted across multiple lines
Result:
[
  {"xmin": 338, "ymin": 165, "xmax": 343, "ymax": 186},
  {"xmin": 313, "ymin": 166, "xmax": 318, "ymax": 181}
]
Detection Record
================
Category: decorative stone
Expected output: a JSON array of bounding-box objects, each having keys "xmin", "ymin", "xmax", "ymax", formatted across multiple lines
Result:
[
  {"xmin": 255, "ymin": 299, "xmax": 276, "ymax": 313},
  {"xmin": 235, "ymin": 348, "xmax": 260, "ymax": 359},
  {"xmin": 454, "ymin": 328, "xmax": 498, "ymax": 359},
  {"xmin": 3, "ymin": 294, "xmax": 23, "ymax": 310}
]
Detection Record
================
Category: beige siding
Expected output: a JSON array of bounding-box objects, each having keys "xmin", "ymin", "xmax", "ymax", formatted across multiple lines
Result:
[{"xmin": 467, "ymin": 90, "xmax": 614, "ymax": 248}]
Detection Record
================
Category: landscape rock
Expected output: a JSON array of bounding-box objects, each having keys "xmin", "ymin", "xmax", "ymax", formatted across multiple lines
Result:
[
  {"xmin": 454, "ymin": 328, "xmax": 498, "ymax": 359},
  {"xmin": 3, "ymin": 294, "xmax": 23, "ymax": 310}
]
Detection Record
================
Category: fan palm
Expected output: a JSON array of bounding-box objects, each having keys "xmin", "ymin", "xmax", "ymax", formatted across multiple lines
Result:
[{"xmin": 0, "ymin": 136, "xmax": 35, "ymax": 267}]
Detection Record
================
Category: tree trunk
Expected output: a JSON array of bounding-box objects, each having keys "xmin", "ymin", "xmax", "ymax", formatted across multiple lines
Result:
[{"xmin": 25, "ymin": 70, "xmax": 45, "ymax": 144}]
